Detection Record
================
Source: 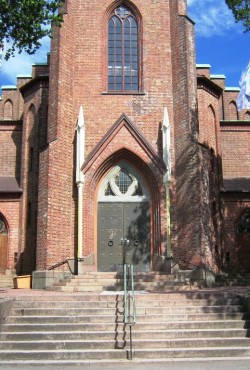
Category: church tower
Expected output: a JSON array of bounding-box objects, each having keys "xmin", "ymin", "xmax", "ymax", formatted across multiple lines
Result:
[{"xmin": 34, "ymin": 0, "xmax": 212, "ymax": 274}]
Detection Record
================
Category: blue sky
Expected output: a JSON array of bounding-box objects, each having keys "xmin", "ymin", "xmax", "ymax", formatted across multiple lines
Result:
[{"xmin": 0, "ymin": 0, "xmax": 249, "ymax": 91}]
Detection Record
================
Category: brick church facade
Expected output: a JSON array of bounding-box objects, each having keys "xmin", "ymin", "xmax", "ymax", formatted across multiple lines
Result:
[{"xmin": 0, "ymin": 0, "xmax": 249, "ymax": 279}]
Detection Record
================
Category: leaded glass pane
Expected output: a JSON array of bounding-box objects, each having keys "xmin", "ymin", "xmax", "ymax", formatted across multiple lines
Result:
[
  {"xmin": 115, "ymin": 169, "xmax": 133, "ymax": 194},
  {"xmin": 108, "ymin": 6, "xmax": 139, "ymax": 91},
  {"xmin": 105, "ymin": 184, "xmax": 115, "ymax": 196}
]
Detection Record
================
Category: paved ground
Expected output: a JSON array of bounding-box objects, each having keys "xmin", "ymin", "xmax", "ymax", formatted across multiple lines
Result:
[{"xmin": 1, "ymin": 359, "xmax": 250, "ymax": 370}]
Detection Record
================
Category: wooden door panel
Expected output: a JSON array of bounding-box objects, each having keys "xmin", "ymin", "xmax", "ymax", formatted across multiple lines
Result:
[{"xmin": 0, "ymin": 235, "xmax": 8, "ymax": 272}]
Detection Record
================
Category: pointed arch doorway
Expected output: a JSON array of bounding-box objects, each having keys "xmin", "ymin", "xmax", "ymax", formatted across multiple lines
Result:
[
  {"xmin": 97, "ymin": 161, "xmax": 151, "ymax": 272},
  {"xmin": 0, "ymin": 216, "xmax": 8, "ymax": 273}
]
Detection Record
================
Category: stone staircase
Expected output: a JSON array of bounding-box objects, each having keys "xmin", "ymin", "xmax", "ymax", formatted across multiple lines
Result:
[
  {"xmin": 47, "ymin": 272, "xmax": 193, "ymax": 292},
  {"xmin": 0, "ymin": 290, "xmax": 250, "ymax": 364}
]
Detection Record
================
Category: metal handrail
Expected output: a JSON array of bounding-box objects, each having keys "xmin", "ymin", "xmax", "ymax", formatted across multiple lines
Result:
[
  {"xmin": 124, "ymin": 264, "xmax": 136, "ymax": 325},
  {"xmin": 124, "ymin": 264, "xmax": 136, "ymax": 360},
  {"xmin": 48, "ymin": 259, "xmax": 68, "ymax": 270}
]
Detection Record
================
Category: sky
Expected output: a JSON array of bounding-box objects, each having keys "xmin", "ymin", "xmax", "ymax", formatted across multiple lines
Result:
[{"xmin": 0, "ymin": 0, "xmax": 249, "ymax": 92}]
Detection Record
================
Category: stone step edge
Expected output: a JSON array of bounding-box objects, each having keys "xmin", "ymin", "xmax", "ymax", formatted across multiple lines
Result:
[
  {"xmin": 0, "ymin": 336, "xmax": 248, "ymax": 344},
  {"xmin": 1, "ymin": 327, "xmax": 246, "ymax": 334},
  {"xmin": 3, "ymin": 318, "xmax": 247, "ymax": 324},
  {"xmin": 0, "ymin": 346, "xmax": 250, "ymax": 353},
  {"xmin": 1, "ymin": 357, "xmax": 250, "ymax": 365}
]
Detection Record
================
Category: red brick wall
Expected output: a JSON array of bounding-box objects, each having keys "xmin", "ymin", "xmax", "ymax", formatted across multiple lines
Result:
[
  {"xmin": 221, "ymin": 122, "xmax": 250, "ymax": 178},
  {"xmin": 0, "ymin": 77, "xmax": 30, "ymax": 121},
  {"xmin": 0, "ymin": 122, "xmax": 22, "ymax": 178},
  {"xmin": 197, "ymin": 89, "xmax": 221, "ymax": 155},
  {"xmin": 221, "ymin": 89, "xmax": 250, "ymax": 121},
  {"xmin": 169, "ymin": 2, "xmax": 216, "ymax": 268}
]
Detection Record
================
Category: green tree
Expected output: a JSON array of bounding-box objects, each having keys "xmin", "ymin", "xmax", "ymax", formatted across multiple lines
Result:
[
  {"xmin": 0, "ymin": 0, "xmax": 64, "ymax": 60},
  {"xmin": 226, "ymin": 0, "xmax": 250, "ymax": 32}
]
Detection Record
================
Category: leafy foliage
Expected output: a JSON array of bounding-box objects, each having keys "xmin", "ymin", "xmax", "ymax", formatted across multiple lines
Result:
[
  {"xmin": 0, "ymin": 0, "xmax": 65, "ymax": 60},
  {"xmin": 226, "ymin": 0, "xmax": 250, "ymax": 32}
]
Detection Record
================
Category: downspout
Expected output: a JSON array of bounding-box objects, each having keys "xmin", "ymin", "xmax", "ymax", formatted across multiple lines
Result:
[
  {"xmin": 162, "ymin": 107, "xmax": 172, "ymax": 258},
  {"xmin": 76, "ymin": 106, "xmax": 85, "ymax": 259}
]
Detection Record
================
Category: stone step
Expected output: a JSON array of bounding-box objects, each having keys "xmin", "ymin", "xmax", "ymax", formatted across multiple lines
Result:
[
  {"xmin": 3, "ymin": 313, "xmax": 248, "ymax": 328},
  {"xmin": 3, "ymin": 318, "xmax": 249, "ymax": 332},
  {"xmin": 9, "ymin": 304, "xmax": 244, "ymax": 317},
  {"xmin": 13, "ymin": 297, "xmax": 241, "ymax": 308},
  {"xmin": 11, "ymin": 291, "xmax": 240, "ymax": 301},
  {"xmin": 0, "ymin": 328, "xmax": 248, "ymax": 342},
  {"xmin": 0, "ymin": 349, "xmax": 126, "ymax": 361},
  {"xmin": 47, "ymin": 284, "xmax": 192, "ymax": 292},
  {"xmin": 1, "ymin": 346, "xmax": 250, "ymax": 361},
  {"xmin": 133, "ymin": 347, "xmax": 250, "ymax": 359},
  {"xmin": 0, "ymin": 337, "xmax": 249, "ymax": 351},
  {"xmin": 1, "ymin": 290, "xmax": 249, "ymax": 363},
  {"xmin": 50, "ymin": 273, "xmax": 192, "ymax": 292},
  {"xmin": 67, "ymin": 276, "xmax": 188, "ymax": 283},
  {"xmin": 56, "ymin": 280, "xmax": 188, "ymax": 287},
  {"xmin": 69, "ymin": 272, "xmax": 185, "ymax": 279}
]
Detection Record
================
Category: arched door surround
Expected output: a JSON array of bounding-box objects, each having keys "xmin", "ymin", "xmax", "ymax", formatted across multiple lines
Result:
[{"xmin": 97, "ymin": 161, "xmax": 150, "ymax": 272}]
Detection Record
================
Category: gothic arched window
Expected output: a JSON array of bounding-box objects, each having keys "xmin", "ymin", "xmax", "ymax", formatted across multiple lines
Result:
[
  {"xmin": 108, "ymin": 4, "xmax": 139, "ymax": 92},
  {"xmin": 98, "ymin": 162, "xmax": 148, "ymax": 202}
]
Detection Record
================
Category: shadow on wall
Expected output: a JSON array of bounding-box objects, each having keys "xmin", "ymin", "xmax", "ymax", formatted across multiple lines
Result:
[
  {"xmin": 15, "ymin": 95, "xmax": 48, "ymax": 276},
  {"xmin": 171, "ymin": 106, "xmax": 224, "ymax": 274}
]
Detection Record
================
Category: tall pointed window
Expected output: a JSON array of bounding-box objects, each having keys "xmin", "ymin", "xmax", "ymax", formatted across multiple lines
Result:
[{"xmin": 108, "ymin": 4, "xmax": 139, "ymax": 92}]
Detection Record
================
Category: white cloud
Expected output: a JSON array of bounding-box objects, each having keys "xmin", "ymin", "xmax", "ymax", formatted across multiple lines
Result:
[
  {"xmin": 0, "ymin": 37, "xmax": 50, "ymax": 86},
  {"xmin": 187, "ymin": 0, "xmax": 240, "ymax": 37}
]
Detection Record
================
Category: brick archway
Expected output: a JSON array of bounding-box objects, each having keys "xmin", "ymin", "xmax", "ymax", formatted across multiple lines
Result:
[{"xmin": 82, "ymin": 148, "xmax": 164, "ymax": 270}]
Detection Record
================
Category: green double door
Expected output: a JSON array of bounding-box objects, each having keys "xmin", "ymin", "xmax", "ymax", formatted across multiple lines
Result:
[{"xmin": 98, "ymin": 202, "xmax": 150, "ymax": 272}]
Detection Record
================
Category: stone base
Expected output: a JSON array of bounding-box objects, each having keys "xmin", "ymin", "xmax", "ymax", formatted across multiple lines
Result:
[
  {"xmin": 67, "ymin": 255, "xmax": 95, "ymax": 275},
  {"xmin": 32, "ymin": 270, "xmax": 71, "ymax": 290},
  {"xmin": 78, "ymin": 255, "xmax": 95, "ymax": 274},
  {"xmin": 189, "ymin": 268, "xmax": 215, "ymax": 288},
  {"xmin": 152, "ymin": 254, "xmax": 171, "ymax": 274}
]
